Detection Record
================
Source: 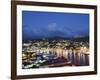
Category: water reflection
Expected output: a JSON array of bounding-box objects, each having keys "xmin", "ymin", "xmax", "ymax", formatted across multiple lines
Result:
[{"xmin": 22, "ymin": 47, "xmax": 89, "ymax": 69}]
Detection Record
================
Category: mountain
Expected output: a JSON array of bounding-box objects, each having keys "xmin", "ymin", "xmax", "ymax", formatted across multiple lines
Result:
[{"xmin": 71, "ymin": 36, "xmax": 89, "ymax": 42}]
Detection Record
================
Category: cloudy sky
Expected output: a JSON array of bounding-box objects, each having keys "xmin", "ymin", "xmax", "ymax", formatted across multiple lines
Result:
[{"xmin": 22, "ymin": 11, "xmax": 89, "ymax": 40}]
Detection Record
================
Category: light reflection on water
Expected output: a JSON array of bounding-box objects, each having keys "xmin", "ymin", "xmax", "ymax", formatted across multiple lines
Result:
[{"xmin": 22, "ymin": 47, "xmax": 89, "ymax": 69}]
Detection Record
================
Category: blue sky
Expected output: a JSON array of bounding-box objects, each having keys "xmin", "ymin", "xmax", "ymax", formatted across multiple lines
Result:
[{"xmin": 22, "ymin": 11, "xmax": 89, "ymax": 40}]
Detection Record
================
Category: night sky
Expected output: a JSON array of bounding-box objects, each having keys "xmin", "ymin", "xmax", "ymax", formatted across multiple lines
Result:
[{"xmin": 22, "ymin": 11, "xmax": 89, "ymax": 40}]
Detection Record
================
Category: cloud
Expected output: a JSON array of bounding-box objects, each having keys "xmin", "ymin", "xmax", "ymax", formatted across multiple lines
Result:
[
  {"xmin": 47, "ymin": 23, "xmax": 57, "ymax": 31},
  {"xmin": 46, "ymin": 23, "xmax": 75, "ymax": 37}
]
